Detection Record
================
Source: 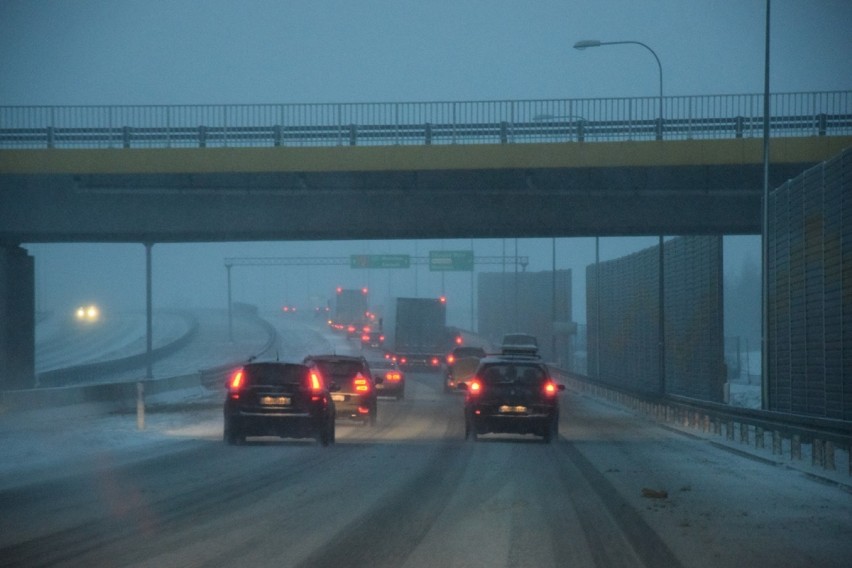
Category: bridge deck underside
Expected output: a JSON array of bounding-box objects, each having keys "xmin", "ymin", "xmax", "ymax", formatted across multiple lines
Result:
[{"xmin": 1, "ymin": 138, "xmax": 848, "ymax": 242}]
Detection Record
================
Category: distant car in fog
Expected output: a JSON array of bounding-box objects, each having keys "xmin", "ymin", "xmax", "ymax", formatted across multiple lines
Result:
[
  {"xmin": 303, "ymin": 354, "xmax": 381, "ymax": 425},
  {"xmin": 443, "ymin": 345, "xmax": 487, "ymax": 393},
  {"xmin": 346, "ymin": 323, "xmax": 364, "ymax": 339},
  {"xmin": 361, "ymin": 330, "xmax": 385, "ymax": 349},
  {"xmin": 500, "ymin": 333, "xmax": 539, "ymax": 356},
  {"xmin": 368, "ymin": 357, "xmax": 405, "ymax": 400},
  {"xmin": 223, "ymin": 362, "xmax": 338, "ymax": 446},
  {"xmin": 458, "ymin": 353, "xmax": 564, "ymax": 443},
  {"xmin": 74, "ymin": 304, "xmax": 100, "ymax": 323}
]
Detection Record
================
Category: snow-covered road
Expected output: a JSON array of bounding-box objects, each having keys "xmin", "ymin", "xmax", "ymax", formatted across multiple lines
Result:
[{"xmin": 2, "ymin": 319, "xmax": 849, "ymax": 568}]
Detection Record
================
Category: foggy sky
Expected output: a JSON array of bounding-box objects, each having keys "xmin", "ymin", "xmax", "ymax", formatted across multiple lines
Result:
[
  {"xmin": 3, "ymin": 1, "xmax": 847, "ymax": 330},
  {"xmin": 2, "ymin": 1, "xmax": 850, "ymax": 105}
]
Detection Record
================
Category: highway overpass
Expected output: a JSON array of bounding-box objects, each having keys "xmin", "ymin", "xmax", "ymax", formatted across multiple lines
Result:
[
  {"xmin": 1, "ymin": 90, "xmax": 850, "ymax": 242},
  {"xmin": 1, "ymin": 90, "xmax": 850, "ymax": 389},
  {"xmin": 1, "ymin": 137, "xmax": 849, "ymax": 243}
]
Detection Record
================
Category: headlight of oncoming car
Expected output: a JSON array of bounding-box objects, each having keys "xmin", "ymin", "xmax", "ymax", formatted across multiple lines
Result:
[{"xmin": 75, "ymin": 304, "xmax": 100, "ymax": 322}]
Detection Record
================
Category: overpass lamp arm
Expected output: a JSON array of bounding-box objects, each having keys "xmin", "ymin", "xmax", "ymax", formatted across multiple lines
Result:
[{"xmin": 572, "ymin": 39, "xmax": 664, "ymax": 122}]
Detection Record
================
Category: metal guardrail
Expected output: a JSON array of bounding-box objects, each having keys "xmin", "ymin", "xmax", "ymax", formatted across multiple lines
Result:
[
  {"xmin": 562, "ymin": 373, "xmax": 852, "ymax": 477},
  {"xmin": 1, "ymin": 91, "xmax": 850, "ymax": 149}
]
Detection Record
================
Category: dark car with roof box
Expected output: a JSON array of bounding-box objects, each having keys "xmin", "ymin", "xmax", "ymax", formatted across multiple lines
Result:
[{"xmin": 458, "ymin": 352, "xmax": 565, "ymax": 443}]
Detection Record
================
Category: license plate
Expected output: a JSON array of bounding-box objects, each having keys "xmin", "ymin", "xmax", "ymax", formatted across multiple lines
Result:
[
  {"xmin": 331, "ymin": 394, "xmax": 347, "ymax": 402},
  {"xmin": 260, "ymin": 396, "xmax": 290, "ymax": 406},
  {"xmin": 499, "ymin": 405, "xmax": 527, "ymax": 413}
]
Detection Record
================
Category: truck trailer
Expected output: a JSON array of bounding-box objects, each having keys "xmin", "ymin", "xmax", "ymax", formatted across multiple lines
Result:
[
  {"xmin": 384, "ymin": 297, "xmax": 450, "ymax": 370},
  {"xmin": 332, "ymin": 287, "xmax": 369, "ymax": 336}
]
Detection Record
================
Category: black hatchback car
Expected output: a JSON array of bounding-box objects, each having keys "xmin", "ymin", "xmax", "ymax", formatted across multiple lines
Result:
[
  {"xmin": 459, "ymin": 355, "xmax": 565, "ymax": 443},
  {"xmin": 223, "ymin": 362, "xmax": 337, "ymax": 446},
  {"xmin": 303, "ymin": 355, "xmax": 380, "ymax": 425}
]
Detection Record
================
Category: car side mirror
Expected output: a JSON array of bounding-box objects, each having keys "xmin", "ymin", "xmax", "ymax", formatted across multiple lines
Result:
[{"xmin": 558, "ymin": 384, "xmax": 566, "ymax": 391}]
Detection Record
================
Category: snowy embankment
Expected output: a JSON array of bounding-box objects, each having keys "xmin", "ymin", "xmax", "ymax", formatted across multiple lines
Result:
[
  {"xmin": 35, "ymin": 310, "xmax": 193, "ymax": 373},
  {"xmin": 2, "ymin": 309, "xmax": 274, "ymax": 413}
]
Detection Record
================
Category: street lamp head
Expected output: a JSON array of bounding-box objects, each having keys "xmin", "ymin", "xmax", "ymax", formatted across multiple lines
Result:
[{"xmin": 573, "ymin": 40, "xmax": 601, "ymax": 50}]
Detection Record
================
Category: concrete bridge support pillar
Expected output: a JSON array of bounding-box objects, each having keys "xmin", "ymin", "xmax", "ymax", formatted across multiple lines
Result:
[{"xmin": 0, "ymin": 245, "xmax": 35, "ymax": 390}]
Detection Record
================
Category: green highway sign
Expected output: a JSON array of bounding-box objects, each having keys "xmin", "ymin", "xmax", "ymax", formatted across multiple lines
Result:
[
  {"xmin": 350, "ymin": 254, "xmax": 411, "ymax": 269},
  {"xmin": 429, "ymin": 250, "xmax": 474, "ymax": 271}
]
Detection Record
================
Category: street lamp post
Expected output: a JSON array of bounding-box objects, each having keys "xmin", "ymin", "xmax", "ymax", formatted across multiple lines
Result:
[
  {"xmin": 573, "ymin": 39, "xmax": 664, "ymax": 140},
  {"xmin": 761, "ymin": 0, "xmax": 771, "ymax": 409},
  {"xmin": 574, "ymin": 38, "xmax": 667, "ymax": 392}
]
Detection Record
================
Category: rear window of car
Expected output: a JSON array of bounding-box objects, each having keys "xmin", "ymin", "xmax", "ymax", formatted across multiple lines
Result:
[
  {"xmin": 479, "ymin": 363, "xmax": 545, "ymax": 385},
  {"xmin": 312, "ymin": 360, "xmax": 368, "ymax": 380},
  {"xmin": 244, "ymin": 364, "xmax": 309, "ymax": 387}
]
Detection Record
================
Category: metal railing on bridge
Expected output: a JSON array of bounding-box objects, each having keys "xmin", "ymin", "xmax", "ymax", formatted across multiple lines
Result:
[{"xmin": 1, "ymin": 91, "xmax": 850, "ymax": 149}]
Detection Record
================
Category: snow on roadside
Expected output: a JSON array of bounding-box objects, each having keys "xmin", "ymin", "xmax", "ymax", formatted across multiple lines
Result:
[{"xmin": 0, "ymin": 385, "xmax": 223, "ymax": 490}]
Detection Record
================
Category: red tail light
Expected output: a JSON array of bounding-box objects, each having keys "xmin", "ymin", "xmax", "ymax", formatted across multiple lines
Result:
[
  {"xmin": 310, "ymin": 371, "xmax": 324, "ymax": 401},
  {"xmin": 229, "ymin": 369, "xmax": 244, "ymax": 399},
  {"xmin": 447, "ymin": 354, "xmax": 456, "ymax": 364},
  {"xmin": 399, "ymin": 357, "xmax": 407, "ymax": 365},
  {"xmin": 469, "ymin": 379, "xmax": 482, "ymax": 395},
  {"xmin": 310, "ymin": 371, "xmax": 323, "ymax": 392},
  {"xmin": 430, "ymin": 357, "xmax": 440, "ymax": 366},
  {"xmin": 361, "ymin": 334, "xmax": 370, "ymax": 342},
  {"xmin": 455, "ymin": 335, "xmax": 463, "ymax": 345},
  {"xmin": 386, "ymin": 371, "xmax": 401, "ymax": 382},
  {"xmin": 543, "ymin": 381, "xmax": 558, "ymax": 396},
  {"xmin": 354, "ymin": 373, "xmax": 370, "ymax": 392}
]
